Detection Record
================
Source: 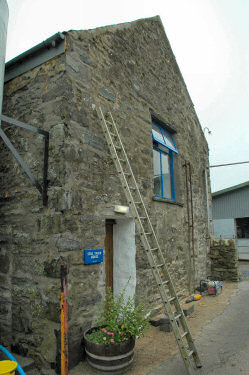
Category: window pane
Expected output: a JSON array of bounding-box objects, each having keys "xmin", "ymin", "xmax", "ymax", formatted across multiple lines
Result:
[
  {"xmin": 161, "ymin": 128, "xmax": 176, "ymax": 151},
  {"xmin": 152, "ymin": 123, "xmax": 164, "ymax": 143},
  {"xmin": 153, "ymin": 149, "xmax": 161, "ymax": 196},
  {"xmin": 161, "ymin": 152, "xmax": 172, "ymax": 198},
  {"xmin": 157, "ymin": 143, "xmax": 169, "ymax": 153},
  {"xmin": 152, "ymin": 122, "xmax": 178, "ymax": 153}
]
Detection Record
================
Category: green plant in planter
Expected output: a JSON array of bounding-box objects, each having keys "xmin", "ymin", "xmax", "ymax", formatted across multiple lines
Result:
[{"xmin": 86, "ymin": 287, "xmax": 150, "ymax": 344}]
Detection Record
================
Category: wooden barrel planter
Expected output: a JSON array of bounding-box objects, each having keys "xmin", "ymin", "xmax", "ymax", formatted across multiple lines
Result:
[{"xmin": 84, "ymin": 327, "xmax": 135, "ymax": 373}]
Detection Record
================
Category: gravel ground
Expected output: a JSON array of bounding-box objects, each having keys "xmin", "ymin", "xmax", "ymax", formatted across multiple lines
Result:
[
  {"xmin": 69, "ymin": 281, "xmax": 238, "ymax": 375},
  {"xmin": 148, "ymin": 280, "xmax": 249, "ymax": 375}
]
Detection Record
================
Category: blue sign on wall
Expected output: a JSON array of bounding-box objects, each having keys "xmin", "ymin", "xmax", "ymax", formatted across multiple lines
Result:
[{"xmin": 84, "ymin": 249, "xmax": 103, "ymax": 264}]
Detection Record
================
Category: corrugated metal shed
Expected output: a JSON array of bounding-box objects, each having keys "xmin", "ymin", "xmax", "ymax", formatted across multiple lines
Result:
[{"xmin": 212, "ymin": 182, "xmax": 249, "ymax": 219}]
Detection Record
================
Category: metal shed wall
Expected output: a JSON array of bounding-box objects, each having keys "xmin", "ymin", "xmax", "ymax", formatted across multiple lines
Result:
[{"xmin": 212, "ymin": 186, "xmax": 249, "ymax": 219}]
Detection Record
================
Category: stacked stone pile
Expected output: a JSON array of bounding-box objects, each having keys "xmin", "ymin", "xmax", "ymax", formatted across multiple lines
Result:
[{"xmin": 209, "ymin": 237, "xmax": 239, "ymax": 282}]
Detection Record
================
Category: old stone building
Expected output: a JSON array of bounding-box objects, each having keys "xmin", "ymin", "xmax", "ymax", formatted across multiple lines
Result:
[{"xmin": 0, "ymin": 16, "xmax": 210, "ymax": 370}]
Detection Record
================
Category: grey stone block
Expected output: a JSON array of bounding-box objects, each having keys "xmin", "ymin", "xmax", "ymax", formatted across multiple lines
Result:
[
  {"xmin": 98, "ymin": 87, "xmax": 115, "ymax": 102},
  {"xmin": 82, "ymin": 133, "xmax": 105, "ymax": 150},
  {"xmin": 183, "ymin": 304, "xmax": 194, "ymax": 316},
  {"xmin": 149, "ymin": 317, "xmax": 161, "ymax": 327},
  {"xmin": 159, "ymin": 315, "xmax": 172, "ymax": 332},
  {"xmin": 56, "ymin": 236, "xmax": 81, "ymax": 252},
  {"xmin": 160, "ymin": 321, "xmax": 172, "ymax": 332}
]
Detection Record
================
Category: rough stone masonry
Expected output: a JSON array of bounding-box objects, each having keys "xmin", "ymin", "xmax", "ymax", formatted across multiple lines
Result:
[
  {"xmin": 209, "ymin": 237, "xmax": 239, "ymax": 282},
  {"xmin": 0, "ymin": 16, "xmax": 211, "ymax": 371}
]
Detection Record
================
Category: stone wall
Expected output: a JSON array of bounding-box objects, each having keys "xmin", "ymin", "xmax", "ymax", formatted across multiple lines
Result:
[
  {"xmin": 209, "ymin": 237, "xmax": 239, "ymax": 281},
  {"xmin": 0, "ymin": 16, "xmax": 210, "ymax": 370}
]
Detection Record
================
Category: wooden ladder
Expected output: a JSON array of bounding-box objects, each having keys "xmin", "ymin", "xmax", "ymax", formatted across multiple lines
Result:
[{"xmin": 97, "ymin": 107, "xmax": 202, "ymax": 375}]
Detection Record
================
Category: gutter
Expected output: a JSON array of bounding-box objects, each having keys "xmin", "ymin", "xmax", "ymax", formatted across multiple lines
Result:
[
  {"xmin": 212, "ymin": 181, "xmax": 249, "ymax": 197},
  {"xmin": 5, "ymin": 32, "xmax": 66, "ymax": 82}
]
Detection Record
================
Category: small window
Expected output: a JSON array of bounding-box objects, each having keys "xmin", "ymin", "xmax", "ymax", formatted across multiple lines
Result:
[
  {"xmin": 152, "ymin": 121, "xmax": 177, "ymax": 201},
  {"xmin": 152, "ymin": 121, "xmax": 178, "ymax": 153}
]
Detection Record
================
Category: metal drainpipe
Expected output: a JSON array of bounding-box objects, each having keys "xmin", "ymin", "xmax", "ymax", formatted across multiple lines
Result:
[
  {"xmin": 184, "ymin": 160, "xmax": 196, "ymax": 292},
  {"xmin": 184, "ymin": 160, "xmax": 191, "ymax": 290},
  {"xmin": 0, "ymin": 0, "xmax": 9, "ymax": 128},
  {"xmin": 188, "ymin": 161, "xmax": 196, "ymax": 286},
  {"xmin": 205, "ymin": 167, "xmax": 211, "ymax": 235}
]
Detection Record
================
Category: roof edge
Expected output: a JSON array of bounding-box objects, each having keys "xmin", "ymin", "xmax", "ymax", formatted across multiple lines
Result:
[
  {"xmin": 212, "ymin": 181, "xmax": 249, "ymax": 197},
  {"xmin": 73, "ymin": 15, "xmax": 162, "ymax": 34},
  {"xmin": 4, "ymin": 16, "xmax": 163, "ymax": 83},
  {"xmin": 5, "ymin": 32, "xmax": 66, "ymax": 82}
]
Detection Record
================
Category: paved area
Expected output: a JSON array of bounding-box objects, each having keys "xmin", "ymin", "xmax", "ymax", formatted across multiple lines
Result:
[
  {"xmin": 148, "ymin": 280, "xmax": 249, "ymax": 375},
  {"xmin": 239, "ymin": 260, "xmax": 249, "ymax": 280},
  {"xmin": 69, "ymin": 282, "xmax": 238, "ymax": 375},
  {"xmin": 69, "ymin": 262, "xmax": 249, "ymax": 375}
]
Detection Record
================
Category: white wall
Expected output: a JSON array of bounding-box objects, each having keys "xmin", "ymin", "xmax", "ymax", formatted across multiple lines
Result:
[{"xmin": 113, "ymin": 219, "xmax": 136, "ymax": 301}]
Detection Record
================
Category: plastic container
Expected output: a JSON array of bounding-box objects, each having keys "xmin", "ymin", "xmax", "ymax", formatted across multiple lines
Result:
[{"xmin": 0, "ymin": 360, "xmax": 17, "ymax": 375}]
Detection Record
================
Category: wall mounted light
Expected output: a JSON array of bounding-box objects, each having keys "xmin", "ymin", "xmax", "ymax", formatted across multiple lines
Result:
[
  {"xmin": 203, "ymin": 127, "xmax": 212, "ymax": 135},
  {"xmin": 114, "ymin": 205, "xmax": 129, "ymax": 214}
]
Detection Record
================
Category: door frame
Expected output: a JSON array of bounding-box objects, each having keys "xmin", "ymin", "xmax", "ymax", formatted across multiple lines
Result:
[{"xmin": 105, "ymin": 219, "xmax": 115, "ymax": 293}]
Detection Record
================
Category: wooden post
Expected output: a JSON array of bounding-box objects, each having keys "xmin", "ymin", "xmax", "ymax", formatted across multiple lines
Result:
[
  {"xmin": 60, "ymin": 264, "xmax": 68, "ymax": 375},
  {"xmin": 105, "ymin": 220, "xmax": 114, "ymax": 293}
]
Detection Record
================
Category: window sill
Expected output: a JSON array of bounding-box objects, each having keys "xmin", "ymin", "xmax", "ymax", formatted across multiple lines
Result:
[{"xmin": 152, "ymin": 196, "xmax": 183, "ymax": 207}]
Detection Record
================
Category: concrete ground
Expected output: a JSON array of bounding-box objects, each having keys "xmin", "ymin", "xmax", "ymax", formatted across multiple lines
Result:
[
  {"xmin": 148, "ymin": 261, "xmax": 249, "ymax": 375},
  {"xmin": 239, "ymin": 260, "xmax": 249, "ymax": 280},
  {"xmin": 69, "ymin": 262, "xmax": 249, "ymax": 375},
  {"xmin": 148, "ymin": 280, "xmax": 249, "ymax": 375}
]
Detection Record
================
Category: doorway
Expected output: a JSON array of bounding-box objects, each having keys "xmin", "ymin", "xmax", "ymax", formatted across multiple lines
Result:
[
  {"xmin": 105, "ymin": 219, "xmax": 114, "ymax": 291},
  {"xmin": 105, "ymin": 218, "xmax": 136, "ymax": 300}
]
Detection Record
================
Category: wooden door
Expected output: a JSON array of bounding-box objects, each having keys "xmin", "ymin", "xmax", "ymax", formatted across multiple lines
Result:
[{"xmin": 105, "ymin": 220, "xmax": 115, "ymax": 293}]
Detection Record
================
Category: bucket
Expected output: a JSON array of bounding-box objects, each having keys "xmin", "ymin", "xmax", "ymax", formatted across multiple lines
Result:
[{"xmin": 0, "ymin": 360, "xmax": 17, "ymax": 375}]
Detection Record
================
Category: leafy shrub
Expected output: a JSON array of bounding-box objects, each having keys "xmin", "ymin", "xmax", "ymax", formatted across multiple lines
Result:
[{"xmin": 86, "ymin": 287, "xmax": 150, "ymax": 344}]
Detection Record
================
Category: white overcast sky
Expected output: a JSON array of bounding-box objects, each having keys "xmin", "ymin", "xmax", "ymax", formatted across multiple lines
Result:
[{"xmin": 4, "ymin": 0, "xmax": 249, "ymax": 192}]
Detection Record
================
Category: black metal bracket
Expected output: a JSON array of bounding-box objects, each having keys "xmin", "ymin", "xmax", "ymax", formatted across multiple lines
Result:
[{"xmin": 0, "ymin": 114, "xmax": 49, "ymax": 206}]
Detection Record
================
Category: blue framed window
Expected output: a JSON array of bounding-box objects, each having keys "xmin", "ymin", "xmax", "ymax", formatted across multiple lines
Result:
[
  {"xmin": 152, "ymin": 121, "xmax": 178, "ymax": 153},
  {"xmin": 152, "ymin": 121, "xmax": 178, "ymax": 201}
]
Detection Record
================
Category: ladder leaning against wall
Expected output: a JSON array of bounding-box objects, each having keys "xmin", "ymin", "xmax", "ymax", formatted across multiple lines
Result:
[{"xmin": 96, "ymin": 106, "xmax": 202, "ymax": 375}]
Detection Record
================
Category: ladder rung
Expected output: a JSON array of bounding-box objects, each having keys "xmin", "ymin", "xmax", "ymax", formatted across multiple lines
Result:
[
  {"xmin": 106, "ymin": 120, "xmax": 113, "ymax": 125},
  {"xmin": 151, "ymin": 247, "xmax": 158, "ymax": 251},
  {"xmin": 162, "ymin": 280, "xmax": 169, "ymax": 285},
  {"xmin": 168, "ymin": 297, "xmax": 175, "ymax": 303},
  {"xmin": 129, "ymin": 187, "xmax": 136, "ymax": 190},
  {"xmin": 119, "ymin": 158, "xmax": 126, "ymax": 162},
  {"xmin": 124, "ymin": 172, "xmax": 131, "ymax": 176},
  {"xmin": 116, "ymin": 146, "xmax": 121, "ymax": 151},
  {"xmin": 109, "ymin": 132, "xmax": 117, "ymax": 137},
  {"xmin": 174, "ymin": 313, "xmax": 182, "ymax": 320},
  {"xmin": 181, "ymin": 331, "xmax": 188, "ymax": 338},
  {"xmin": 134, "ymin": 201, "xmax": 142, "ymax": 205},
  {"xmin": 144, "ymin": 232, "xmax": 152, "ymax": 236},
  {"xmin": 139, "ymin": 216, "xmax": 147, "ymax": 219},
  {"xmin": 156, "ymin": 263, "xmax": 164, "ymax": 268},
  {"xmin": 188, "ymin": 350, "xmax": 194, "ymax": 357}
]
